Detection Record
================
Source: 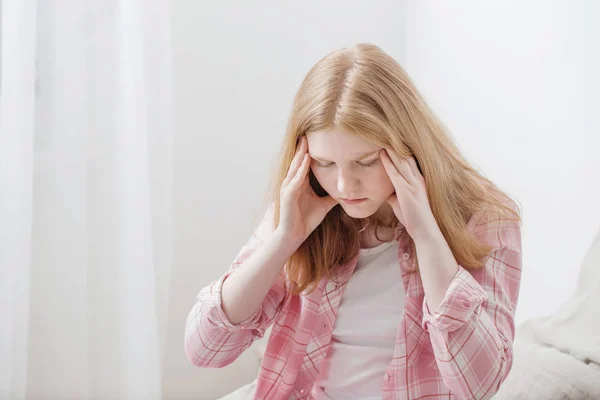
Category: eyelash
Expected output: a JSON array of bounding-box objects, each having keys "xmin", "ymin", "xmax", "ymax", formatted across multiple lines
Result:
[{"xmin": 316, "ymin": 159, "xmax": 379, "ymax": 168}]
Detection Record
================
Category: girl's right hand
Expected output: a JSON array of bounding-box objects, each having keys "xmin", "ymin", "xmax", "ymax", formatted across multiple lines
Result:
[{"xmin": 277, "ymin": 136, "xmax": 338, "ymax": 245}]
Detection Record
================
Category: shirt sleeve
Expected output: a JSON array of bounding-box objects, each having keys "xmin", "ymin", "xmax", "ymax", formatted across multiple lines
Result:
[
  {"xmin": 421, "ymin": 206, "xmax": 523, "ymax": 399},
  {"xmin": 184, "ymin": 203, "xmax": 288, "ymax": 368}
]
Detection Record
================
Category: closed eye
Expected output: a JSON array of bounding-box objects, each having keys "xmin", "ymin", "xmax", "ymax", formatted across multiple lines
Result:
[
  {"xmin": 316, "ymin": 162, "xmax": 334, "ymax": 168},
  {"xmin": 358, "ymin": 159, "xmax": 379, "ymax": 167},
  {"xmin": 315, "ymin": 159, "xmax": 379, "ymax": 168}
]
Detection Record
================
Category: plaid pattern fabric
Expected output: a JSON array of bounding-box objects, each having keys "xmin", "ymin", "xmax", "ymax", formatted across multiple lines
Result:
[{"xmin": 185, "ymin": 203, "xmax": 522, "ymax": 399}]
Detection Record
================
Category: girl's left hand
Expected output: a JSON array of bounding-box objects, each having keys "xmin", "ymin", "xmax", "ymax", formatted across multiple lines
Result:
[{"xmin": 380, "ymin": 149, "xmax": 439, "ymax": 242}]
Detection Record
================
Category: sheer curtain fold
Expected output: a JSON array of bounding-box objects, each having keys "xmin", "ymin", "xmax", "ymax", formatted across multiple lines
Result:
[{"xmin": 0, "ymin": 1, "xmax": 174, "ymax": 399}]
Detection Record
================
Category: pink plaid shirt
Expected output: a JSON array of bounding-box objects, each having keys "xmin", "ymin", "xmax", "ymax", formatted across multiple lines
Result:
[{"xmin": 185, "ymin": 203, "xmax": 522, "ymax": 399}]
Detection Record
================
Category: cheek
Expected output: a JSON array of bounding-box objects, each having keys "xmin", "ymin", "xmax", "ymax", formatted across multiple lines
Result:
[
  {"xmin": 311, "ymin": 168, "xmax": 332, "ymax": 188},
  {"xmin": 369, "ymin": 168, "xmax": 395, "ymax": 196}
]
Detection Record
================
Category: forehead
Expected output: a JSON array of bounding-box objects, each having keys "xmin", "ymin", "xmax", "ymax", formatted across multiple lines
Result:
[{"xmin": 306, "ymin": 128, "xmax": 380, "ymax": 155}]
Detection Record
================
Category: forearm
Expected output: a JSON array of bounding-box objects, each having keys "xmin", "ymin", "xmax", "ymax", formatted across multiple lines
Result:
[
  {"xmin": 414, "ymin": 230, "xmax": 459, "ymax": 314},
  {"xmin": 221, "ymin": 229, "xmax": 300, "ymax": 325}
]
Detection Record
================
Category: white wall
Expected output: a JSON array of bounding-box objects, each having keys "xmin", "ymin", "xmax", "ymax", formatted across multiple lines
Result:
[
  {"xmin": 166, "ymin": 1, "xmax": 406, "ymax": 399},
  {"xmin": 166, "ymin": 1, "xmax": 600, "ymax": 398},
  {"xmin": 404, "ymin": 1, "xmax": 600, "ymax": 325}
]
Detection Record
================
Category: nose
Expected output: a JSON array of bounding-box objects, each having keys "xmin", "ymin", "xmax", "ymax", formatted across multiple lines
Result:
[{"xmin": 336, "ymin": 168, "xmax": 359, "ymax": 195}]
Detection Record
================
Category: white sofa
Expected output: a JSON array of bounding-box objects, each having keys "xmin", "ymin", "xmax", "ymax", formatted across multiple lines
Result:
[{"xmin": 493, "ymin": 225, "xmax": 600, "ymax": 399}]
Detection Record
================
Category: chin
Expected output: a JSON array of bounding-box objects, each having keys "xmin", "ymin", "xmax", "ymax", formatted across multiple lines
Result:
[{"xmin": 339, "ymin": 202, "xmax": 379, "ymax": 219}]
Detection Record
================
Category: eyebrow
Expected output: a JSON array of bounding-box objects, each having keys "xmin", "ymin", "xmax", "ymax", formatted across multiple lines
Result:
[{"xmin": 309, "ymin": 150, "xmax": 380, "ymax": 163}]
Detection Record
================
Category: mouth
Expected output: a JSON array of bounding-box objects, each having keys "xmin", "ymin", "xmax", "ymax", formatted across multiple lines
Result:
[{"xmin": 340, "ymin": 198, "xmax": 367, "ymax": 204}]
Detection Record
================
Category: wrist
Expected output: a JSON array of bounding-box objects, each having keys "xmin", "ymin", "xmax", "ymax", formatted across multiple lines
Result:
[
  {"xmin": 271, "ymin": 228, "xmax": 305, "ymax": 253},
  {"xmin": 412, "ymin": 225, "xmax": 444, "ymax": 248}
]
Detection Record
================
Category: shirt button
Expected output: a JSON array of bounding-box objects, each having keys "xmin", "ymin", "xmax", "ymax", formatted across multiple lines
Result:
[
  {"xmin": 402, "ymin": 252, "xmax": 410, "ymax": 260},
  {"xmin": 300, "ymin": 389, "xmax": 305, "ymax": 394},
  {"xmin": 384, "ymin": 373, "xmax": 390, "ymax": 381}
]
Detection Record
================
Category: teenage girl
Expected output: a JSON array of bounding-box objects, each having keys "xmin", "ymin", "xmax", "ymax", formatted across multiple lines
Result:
[{"xmin": 185, "ymin": 43, "xmax": 522, "ymax": 400}]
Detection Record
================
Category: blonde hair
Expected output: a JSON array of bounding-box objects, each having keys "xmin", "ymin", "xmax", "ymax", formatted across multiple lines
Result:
[{"xmin": 265, "ymin": 43, "xmax": 521, "ymax": 295}]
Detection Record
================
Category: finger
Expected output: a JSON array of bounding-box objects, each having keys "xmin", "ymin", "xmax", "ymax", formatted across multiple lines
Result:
[
  {"xmin": 386, "ymin": 193, "xmax": 405, "ymax": 225},
  {"xmin": 289, "ymin": 153, "xmax": 310, "ymax": 190},
  {"xmin": 384, "ymin": 148, "xmax": 418, "ymax": 186},
  {"xmin": 288, "ymin": 136, "xmax": 307, "ymax": 175},
  {"xmin": 283, "ymin": 137, "xmax": 307, "ymax": 187},
  {"xmin": 407, "ymin": 157, "xmax": 424, "ymax": 180},
  {"xmin": 385, "ymin": 192, "xmax": 397, "ymax": 207},
  {"xmin": 380, "ymin": 150, "xmax": 409, "ymax": 191},
  {"xmin": 318, "ymin": 194, "xmax": 338, "ymax": 212}
]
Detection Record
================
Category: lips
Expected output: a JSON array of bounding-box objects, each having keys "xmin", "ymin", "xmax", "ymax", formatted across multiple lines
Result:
[{"xmin": 341, "ymin": 198, "xmax": 367, "ymax": 204}]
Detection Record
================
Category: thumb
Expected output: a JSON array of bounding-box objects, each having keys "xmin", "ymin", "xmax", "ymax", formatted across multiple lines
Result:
[
  {"xmin": 385, "ymin": 193, "xmax": 397, "ymax": 207},
  {"xmin": 321, "ymin": 195, "xmax": 338, "ymax": 213}
]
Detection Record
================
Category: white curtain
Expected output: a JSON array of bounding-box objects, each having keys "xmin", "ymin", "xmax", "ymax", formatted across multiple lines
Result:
[{"xmin": 0, "ymin": 0, "xmax": 174, "ymax": 399}]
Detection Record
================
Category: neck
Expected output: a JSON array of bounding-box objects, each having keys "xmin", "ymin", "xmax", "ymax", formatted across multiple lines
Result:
[
  {"xmin": 359, "ymin": 210, "xmax": 396, "ymax": 249},
  {"xmin": 372, "ymin": 203, "xmax": 396, "ymax": 225}
]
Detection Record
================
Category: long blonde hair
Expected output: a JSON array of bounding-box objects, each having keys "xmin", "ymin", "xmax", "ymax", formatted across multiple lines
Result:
[{"xmin": 266, "ymin": 43, "xmax": 521, "ymax": 295}]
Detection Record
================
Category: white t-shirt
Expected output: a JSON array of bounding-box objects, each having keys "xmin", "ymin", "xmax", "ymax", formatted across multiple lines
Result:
[{"xmin": 313, "ymin": 239, "xmax": 405, "ymax": 399}]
